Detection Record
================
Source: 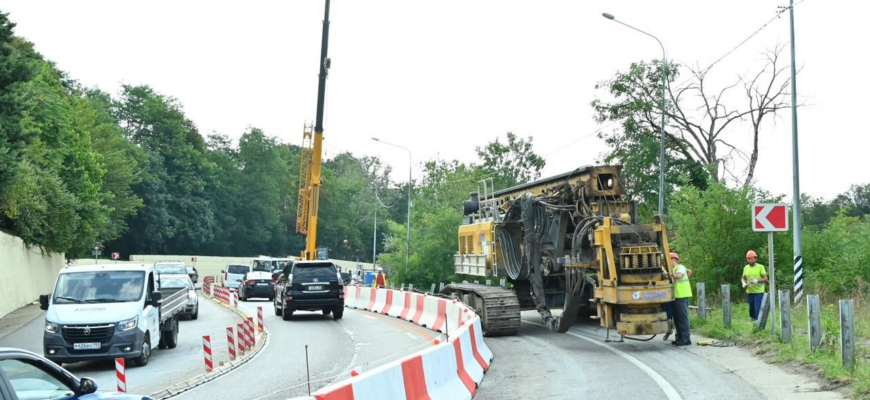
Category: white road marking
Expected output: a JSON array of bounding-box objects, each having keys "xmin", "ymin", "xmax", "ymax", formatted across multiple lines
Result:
[
  {"xmin": 405, "ymin": 332, "xmax": 419, "ymax": 340},
  {"xmin": 524, "ymin": 321, "xmax": 683, "ymax": 400},
  {"xmin": 361, "ymin": 315, "xmax": 377, "ymax": 320}
]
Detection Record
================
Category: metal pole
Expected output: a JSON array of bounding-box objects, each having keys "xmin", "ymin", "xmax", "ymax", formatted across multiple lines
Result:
[
  {"xmin": 769, "ymin": 232, "xmax": 777, "ymax": 335},
  {"xmin": 601, "ymin": 14, "xmax": 667, "ymax": 215},
  {"xmin": 406, "ymin": 156, "xmax": 412, "ymax": 264},
  {"xmin": 373, "ymin": 199, "xmax": 377, "ymax": 267},
  {"xmin": 789, "ymin": 0, "xmax": 804, "ymax": 304}
]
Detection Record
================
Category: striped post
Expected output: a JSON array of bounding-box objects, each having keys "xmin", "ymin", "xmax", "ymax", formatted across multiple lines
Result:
[
  {"xmin": 227, "ymin": 326, "xmax": 236, "ymax": 361},
  {"xmin": 115, "ymin": 358, "xmax": 126, "ymax": 393},
  {"xmin": 247, "ymin": 317, "xmax": 256, "ymax": 347},
  {"xmin": 202, "ymin": 335, "xmax": 213, "ymax": 372},
  {"xmin": 236, "ymin": 323, "xmax": 245, "ymax": 356},
  {"xmin": 794, "ymin": 255, "xmax": 804, "ymax": 303},
  {"xmin": 257, "ymin": 306, "xmax": 264, "ymax": 334}
]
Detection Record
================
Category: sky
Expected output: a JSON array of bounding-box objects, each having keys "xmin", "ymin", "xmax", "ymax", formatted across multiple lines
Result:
[{"xmin": 1, "ymin": 0, "xmax": 866, "ymax": 201}]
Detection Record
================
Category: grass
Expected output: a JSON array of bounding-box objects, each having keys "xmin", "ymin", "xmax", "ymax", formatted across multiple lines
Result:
[{"xmin": 689, "ymin": 299, "xmax": 870, "ymax": 399}]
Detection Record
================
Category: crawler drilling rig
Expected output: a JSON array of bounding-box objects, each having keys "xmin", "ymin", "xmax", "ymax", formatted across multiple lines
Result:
[{"xmin": 443, "ymin": 165, "xmax": 676, "ymax": 339}]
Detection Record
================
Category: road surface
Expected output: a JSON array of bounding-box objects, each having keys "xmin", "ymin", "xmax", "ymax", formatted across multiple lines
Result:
[
  {"xmin": 169, "ymin": 294, "xmax": 443, "ymax": 400},
  {"xmin": 0, "ymin": 295, "xmax": 240, "ymax": 395}
]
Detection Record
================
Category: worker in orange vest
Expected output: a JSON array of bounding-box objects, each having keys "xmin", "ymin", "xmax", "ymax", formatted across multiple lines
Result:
[{"xmin": 375, "ymin": 268, "xmax": 386, "ymax": 288}]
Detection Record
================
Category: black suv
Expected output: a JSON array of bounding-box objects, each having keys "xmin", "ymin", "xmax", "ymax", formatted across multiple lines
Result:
[{"xmin": 274, "ymin": 260, "xmax": 344, "ymax": 320}]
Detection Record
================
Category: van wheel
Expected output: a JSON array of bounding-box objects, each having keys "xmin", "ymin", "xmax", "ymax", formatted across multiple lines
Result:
[
  {"xmin": 133, "ymin": 335, "xmax": 151, "ymax": 367},
  {"xmin": 165, "ymin": 317, "xmax": 179, "ymax": 349},
  {"xmin": 191, "ymin": 305, "xmax": 199, "ymax": 320}
]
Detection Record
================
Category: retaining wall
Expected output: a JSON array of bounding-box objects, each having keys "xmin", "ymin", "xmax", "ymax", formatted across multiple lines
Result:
[{"xmin": 0, "ymin": 231, "xmax": 66, "ymax": 319}]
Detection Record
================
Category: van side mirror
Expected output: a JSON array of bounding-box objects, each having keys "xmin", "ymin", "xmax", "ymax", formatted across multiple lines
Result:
[
  {"xmin": 151, "ymin": 291, "xmax": 163, "ymax": 307},
  {"xmin": 39, "ymin": 295, "xmax": 49, "ymax": 311},
  {"xmin": 220, "ymin": 270, "xmax": 225, "ymax": 273}
]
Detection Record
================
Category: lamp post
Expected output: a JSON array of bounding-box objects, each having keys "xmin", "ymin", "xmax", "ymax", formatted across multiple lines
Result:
[
  {"xmin": 603, "ymin": 12, "xmax": 668, "ymax": 216},
  {"xmin": 372, "ymin": 138, "xmax": 412, "ymax": 264}
]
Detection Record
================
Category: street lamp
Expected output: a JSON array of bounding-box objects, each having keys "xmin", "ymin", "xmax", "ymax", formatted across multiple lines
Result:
[
  {"xmin": 602, "ymin": 12, "xmax": 668, "ymax": 216},
  {"xmin": 372, "ymin": 138, "xmax": 412, "ymax": 264}
]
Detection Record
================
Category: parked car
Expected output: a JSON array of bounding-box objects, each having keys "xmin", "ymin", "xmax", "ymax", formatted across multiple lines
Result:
[
  {"xmin": 222, "ymin": 265, "xmax": 250, "ymax": 290},
  {"xmin": 0, "ymin": 347, "xmax": 154, "ymax": 399},
  {"xmin": 157, "ymin": 276, "xmax": 198, "ymax": 319},
  {"xmin": 153, "ymin": 261, "xmax": 188, "ymax": 276},
  {"xmin": 274, "ymin": 260, "xmax": 344, "ymax": 320},
  {"xmin": 238, "ymin": 271, "xmax": 275, "ymax": 301},
  {"xmin": 186, "ymin": 266, "xmax": 198, "ymax": 284}
]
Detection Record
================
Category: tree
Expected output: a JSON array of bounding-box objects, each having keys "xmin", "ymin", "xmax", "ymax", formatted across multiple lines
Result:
[
  {"xmin": 475, "ymin": 132, "xmax": 545, "ymax": 190},
  {"xmin": 592, "ymin": 45, "xmax": 792, "ymax": 208}
]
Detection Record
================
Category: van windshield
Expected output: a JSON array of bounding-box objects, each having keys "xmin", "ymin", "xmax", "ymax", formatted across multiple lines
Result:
[{"xmin": 53, "ymin": 271, "xmax": 146, "ymax": 303}]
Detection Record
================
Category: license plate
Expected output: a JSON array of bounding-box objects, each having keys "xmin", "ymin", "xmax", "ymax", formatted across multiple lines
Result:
[
  {"xmin": 74, "ymin": 342, "xmax": 101, "ymax": 350},
  {"xmin": 257, "ymin": 283, "xmax": 269, "ymax": 286},
  {"xmin": 307, "ymin": 285, "xmax": 324, "ymax": 291}
]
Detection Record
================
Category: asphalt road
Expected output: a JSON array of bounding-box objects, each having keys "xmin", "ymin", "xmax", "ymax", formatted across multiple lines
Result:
[
  {"xmin": 0, "ymin": 294, "xmax": 241, "ymax": 396},
  {"xmin": 476, "ymin": 311, "xmax": 763, "ymax": 400},
  {"xmin": 170, "ymin": 293, "xmax": 441, "ymax": 400}
]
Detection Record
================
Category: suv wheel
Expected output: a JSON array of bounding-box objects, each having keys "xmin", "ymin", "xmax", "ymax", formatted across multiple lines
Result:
[
  {"xmin": 281, "ymin": 298, "xmax": 293, "ymax": 321},
  {"xmin": 322, "ymin": 308, "xmax": 332, "ymax": 316},
  {"xmin": 333, "ymin": 307, "xmax": 344, "ymax": 320}
]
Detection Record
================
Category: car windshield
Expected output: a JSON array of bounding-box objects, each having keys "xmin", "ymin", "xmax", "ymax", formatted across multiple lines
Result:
[
  {"xmin": 228, "ymin": 265, "xmax": 249, "ymax": 275},
  {"xmin": 155, "ymin": 264, "xmax": 187, "ymax": 275},
  {"xmin": 159, "ymin": 277, "xmax": 192, "ymax": 290},
  {"xmin": 274, "ymin": 260, "xmax": 293, "ymax": 271},
  {"xmin": 53, "ymin": 271, "xmax": 146, "ymax": 303},
  {"xmin": 252, "ymin": 260, "xmax": 272, "ymax": 272}
]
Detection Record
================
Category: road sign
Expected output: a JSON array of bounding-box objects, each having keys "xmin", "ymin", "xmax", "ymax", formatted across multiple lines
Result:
[
  {"xmin": 753, "ymin": 203, "xmax": 789, "ymax": 232},
  {"xmin": 111, "ymin": 252, "xmax": 120, "ymax": 260},
  {"xmin": 191, "ymin": 257, "xmax": 197, "ymax": 263}
]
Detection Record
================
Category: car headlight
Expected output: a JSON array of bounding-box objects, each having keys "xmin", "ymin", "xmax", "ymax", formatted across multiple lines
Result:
[
  {"xmin": 45, "ymin": 321, "xmax": 60, "ymax": 334},
  {"xmin": 118, "ymin": 317, "xmax": 138, "ymax": 331}
]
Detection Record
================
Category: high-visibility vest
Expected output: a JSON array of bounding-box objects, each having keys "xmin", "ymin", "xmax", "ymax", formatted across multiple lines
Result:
[
  {"xmin": 674, "ymin": 264, "xmax": 692, "ymax": 298},
  {"xmin": 376, "ymin": 274, "xmax": 386, "ymax": 287}
]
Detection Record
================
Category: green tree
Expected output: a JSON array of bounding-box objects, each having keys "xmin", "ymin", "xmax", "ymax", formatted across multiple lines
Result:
[{"xmin": 475, "ymin": 132, "xmax": 544, "ymax": 190}]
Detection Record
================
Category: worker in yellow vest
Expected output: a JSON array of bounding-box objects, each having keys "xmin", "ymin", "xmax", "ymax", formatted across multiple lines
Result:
[
  {"xmin": 742, "ymin": 250, "xmax": 769, "ymax": 321},
  {"xmin": 671, "ymin": 252, "xmax": 693, "ymax": 346}
]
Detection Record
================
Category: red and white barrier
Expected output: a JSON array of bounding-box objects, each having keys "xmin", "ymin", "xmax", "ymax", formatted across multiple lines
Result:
[
  {"xmin": 370, "ymin": 288, "xmax": 388, "ymax": 313},
  {"xmin": 398, "ymin": 291, "xmax": 415, "ymax": 321},
  {"xmin": 257, "ymin": 306, "xmax": 264, "ymax": 333},
  {"xmin": 409, "ymin": 293, "xmax": 426, "ymax": 324},
  {"xmin": 202, "ymin": 335, "xmax": 213, "ymax": 372},
  {"xmin": 227, "ymin": 326, "xmax": 236, "ymax": 361},
  {"xmin": 237, "ymin": 323, "xmax": 245, "ymax": 356},
  {"xmin": 246, "ymin": 317, "xmax": 255, "ymax": 349},
  {"xmin": 115, "ymin": 358, "xmax": 126, "ymax": 393}
]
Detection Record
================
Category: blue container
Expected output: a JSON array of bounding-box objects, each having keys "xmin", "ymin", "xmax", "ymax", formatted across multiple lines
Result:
[{"xmin": 364, "ymin": 271, "xmax": 376, "ymax": 285}]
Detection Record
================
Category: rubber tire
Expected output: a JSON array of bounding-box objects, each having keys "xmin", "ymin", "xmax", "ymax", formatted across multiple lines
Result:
[
  {"xmin": 132, "ymin": 335, "xmax": 151, "ymax": 367},
  {"xmin": 281, "ymin": 299, "xmax": 293, "ymax": 321},
  {"xmin": 191, "ymin": 305, "xmax": 199, "ymax": 320},
  {"xmin": 333, "ymin": 307, "xmax": 343, "ymax": 320},
  {"xmin": 239, "ymin": 288, "xmax": 246, "ymax": 302},
  {"xmin": 322, "ymin": 309, "xmax": 332, "ymax": 316},
  {"xmin": 274, "ymin": 298, "xmax": 283, "ymax": 316},
  {"xmin": 164, "ymin": 317, "xmax": 179, "ymax": 349}
]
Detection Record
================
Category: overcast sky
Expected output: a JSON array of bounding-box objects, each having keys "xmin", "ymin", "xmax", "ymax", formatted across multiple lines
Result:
[{"xmin": 2, "ymin": 0, "xmax": 865, "ymax": 201}]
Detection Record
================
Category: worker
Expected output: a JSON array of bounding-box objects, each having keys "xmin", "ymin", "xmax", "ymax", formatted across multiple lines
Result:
[
  {"xmin": 671, "ymin": 252, "xmax": 692, "ymax": 346},
  {"xmin": 375, "ymin": 268, "xmax": 386, "ymax": 289},
  {"xmin": 742, "ymin": 250, "xmax": 769, "ymax": 321}
]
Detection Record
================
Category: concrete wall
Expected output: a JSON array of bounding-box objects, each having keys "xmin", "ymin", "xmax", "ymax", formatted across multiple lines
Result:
[
  {"xmin": 127, "ymin": 254, "xmax": 375, "ymax": 279},
  {"xmin": 0, "ymin": 231, "xmax": 66, "ymax": 319}
]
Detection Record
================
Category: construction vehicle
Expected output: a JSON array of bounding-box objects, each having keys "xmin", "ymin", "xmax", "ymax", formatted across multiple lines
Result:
[
  {"xmin": 296, "ymin": 0, "xmax": 331, "ymax": 261},
  {"xmin": 443, "ymin": 165, "xmax": 676, "ymax": 340}
]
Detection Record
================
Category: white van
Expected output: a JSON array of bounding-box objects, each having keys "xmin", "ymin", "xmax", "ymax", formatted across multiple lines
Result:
[{"xmin": 39, "ymin": 264, "xmax": 187, "ymax": 367}]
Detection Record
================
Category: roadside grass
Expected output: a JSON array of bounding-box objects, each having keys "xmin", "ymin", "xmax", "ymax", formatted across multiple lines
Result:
[{"xmin": 689, "ymin": 300, "xmax": 870, "ymax": 399}]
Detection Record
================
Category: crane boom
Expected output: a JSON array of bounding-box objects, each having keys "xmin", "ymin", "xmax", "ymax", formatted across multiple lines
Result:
[{"xmin": 297, "ymin": 0, "xmax": 331, "ymax": 261}]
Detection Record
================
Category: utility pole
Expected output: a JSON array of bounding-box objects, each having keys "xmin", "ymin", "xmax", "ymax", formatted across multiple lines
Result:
[{"xmin": 789, "ymin": 0, "xmax": 804, "ymax": 303}]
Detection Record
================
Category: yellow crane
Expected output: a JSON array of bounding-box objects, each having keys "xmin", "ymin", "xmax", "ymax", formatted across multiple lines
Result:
[{"xmin": 296, "ymin": 0, "xmax": 331, "ymax": 261}]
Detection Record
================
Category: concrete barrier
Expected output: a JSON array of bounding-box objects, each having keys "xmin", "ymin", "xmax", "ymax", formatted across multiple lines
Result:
[
  {"xmin": 0, "ymin": 231, "xmax": 66, "ymax": 319},
  {"xmin": 291, "ymin": 286, "xmax": 493, "ymax": 400}
]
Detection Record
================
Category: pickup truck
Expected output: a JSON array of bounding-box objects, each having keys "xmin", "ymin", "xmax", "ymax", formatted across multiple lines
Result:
[{"xmin": 39, "ymin": 264, "xmax": 188, "ymax": 367}]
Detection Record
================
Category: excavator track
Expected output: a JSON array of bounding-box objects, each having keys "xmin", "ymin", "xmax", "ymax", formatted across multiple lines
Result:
[{"xmin": 441, "ymin": 283, "xmax": 520, "ymax": 336}]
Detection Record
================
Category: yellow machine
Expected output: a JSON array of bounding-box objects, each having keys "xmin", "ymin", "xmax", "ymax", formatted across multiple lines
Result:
[
  {"xmin": 444, "ymin": 165, "xmax": 675, "ymax": 339},
  {"xmin": 296, "ymin": 0, "xmax": 331, "ymax": 261}
]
